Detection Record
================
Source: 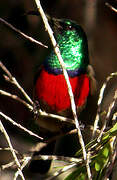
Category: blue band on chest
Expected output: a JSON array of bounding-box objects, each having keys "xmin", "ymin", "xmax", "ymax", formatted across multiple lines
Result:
[{"xmin": 44, "ymin": 65, "xmax": 86, "ymax": 77}]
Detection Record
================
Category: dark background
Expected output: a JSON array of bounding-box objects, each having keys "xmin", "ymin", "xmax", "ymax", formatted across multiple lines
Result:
[{"xmin": 0, "ymin": 0, "xmax": 117, "ymax": 179}]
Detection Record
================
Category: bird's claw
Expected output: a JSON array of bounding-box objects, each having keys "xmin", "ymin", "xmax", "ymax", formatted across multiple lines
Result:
[{"xmin": 33, "ymin": 100, "xmax": 40, "ymax": 118}]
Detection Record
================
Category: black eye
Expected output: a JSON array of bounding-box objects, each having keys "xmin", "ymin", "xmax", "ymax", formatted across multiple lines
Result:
[
  {"xmin": 68, "ymin": 25, "xmax": 72, "ymax": 29},
  {"xmin": 66, "ymin": 25, "xmax": 74, "ymax": 30}
]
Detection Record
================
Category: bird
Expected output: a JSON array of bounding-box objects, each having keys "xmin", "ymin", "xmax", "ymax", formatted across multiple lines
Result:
[
  {"xmin": 30, "ymin": 16, "xmax": 96, "ymax": 175},
  {"xmin": 34, "ymin": 16, "xmax": 96, "ymax": 133}
]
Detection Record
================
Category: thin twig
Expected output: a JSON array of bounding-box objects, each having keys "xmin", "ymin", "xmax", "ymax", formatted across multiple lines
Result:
[
  {"xmin": 0, "ymin": 90, "xmax": 33, "ymax": 111},
  {"xmin": 97, "ymin": 88, "xmax": 117, "ymax": 142},
  {"xmin": 92, "ymin": 83, "xmax": 106, "ymax": 139},
  {"xmin": 112, "ymin": 112, "xmax": 117, "ymax": 122},
  {"xmin": 0, "ymin": 61, "xmax": 33, "ymax": 105},
  {"xmin": 0, "ymin": 17, "xmax": 48, "ymax": 48},
  {"xmin": 1, "ymin": 160, "xmax": 16, "ymax": 170},
  {"xmin": 1, "ymin": 156, "xmax": 31, "ymax": 170},
  {"xmin": 46, "ymin": 163, "xmax": 77, "ymax": 180},
  {"xmin": 34, "ymin": 0, "xmax": 91, "ymax": 179},
  {"xmin": 30, "ymin": 129, "xmax": 78, "ymax": 153},
  {"xmin": 0, "ymin": 112, "xmax": 43, "ymax": 140},
  {"xmin": 105, "ymin": 2, "xmax": 117, "ymax": 13},
  {"xmin": 32, "ymin": 154, "xmax": 82, "ymax": 163},
  {"xmin": 0, "ymin": 119, "xmax": 25, "ymax": 180},
  {"xmin": 92, "ymin": 72, "xmax": 117, "ymax": 139},
  {"xmin": 39, "ymin": 109, "xmax": 75, "ymax": 125},
  {"xmin": 0, "ymin": 61, "xmax": 12, "ymax": 79},
  {"xmin": 0, "ymin": 147, "xmax": 19, "ymax": 154},
  {"xmin": 14, "ymin": 156, "xmax": 31, "ymax": 180},
  {"xmin": 1, "ymin": 153, "xmax": 82, "ymax": 172},
  {"xmin": 103, "ymin": 137, "xmax": 117, "ymax": 180}
]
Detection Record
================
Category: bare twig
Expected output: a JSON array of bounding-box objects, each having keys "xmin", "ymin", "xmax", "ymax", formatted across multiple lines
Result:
[
  {"xmin": 0, "ymin": 90, "xmax": 33, "ymax": 111},
  {"xmin": 0, "ymin": 61, "xmax": 12, "ymax": 79},
  {"xmin": 1, "ymin": 153, "xmax": 82, "ymax": 180},
  {"xmin": 30, "ymin": 129, "xmax": 78, "ymax": 153},
  {"xmin": 0, "ymin": 147, "xmax": 19, "ymax": 154},
  {"xmin": 2, "ymin": 160, "xmax": 16, "ymax": 170},
  {"xmin": 103, "ymin": 137, "xmax": 117, "ymax": 180},
  {"xmin": 39, "ymin": 109, "xmax": 75, "ymax": 125},
  {"xmin": 0, "ymin": 61, "xmax": 33, "ymax": 105},
  {"xmin": 46, "ymin": 163, "xmax": 77, "ymax": 180},
  {"xmin": 0, "ymin": 17, "xmax": 48, "ymax": 48},
  {"xmin": 1, "ymin": 153, "xmax": 82, "ymax": 171},
  {"xmin": 97, "ymin": 88, "xmax": 117, "ymax": 142},
  {"xmin": 1, "ymin": 156, "xmax": 31, "ymax": 170},
  {"xmin": 34, "ymin": 0, "xmax": 91, "ymax": 179},
  {"xmin": 0, "ymin": 112, "xmax": 43, "ymax": 140},
  {"xmin": 92, "ymin": 72, "xmax": 117, "ymax": 139},
  {"xmin": 112, "ymin": 112, "xmax": 117, "ymax": 122},
  {"xmin": 106, "ymin": 2, "xmax": 117, "ymax": 13},
  {"xmin": 32, "ymin": 154, "xmax": 82, "ymax": 163},
  {"xmin": 0, "ymin": 119, "xmax": 25, "ymax": 180},
  {"xmin": 14, "ymin": 156, "xmax": 31, "ymax": 180}
]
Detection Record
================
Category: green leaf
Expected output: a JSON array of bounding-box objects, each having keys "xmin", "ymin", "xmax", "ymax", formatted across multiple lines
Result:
[
  {"xmin": 77, "ymin": 173, "xmax": 86, "ymax": 180},
  {"xmin": 64, "ymin": 166, "xmax": 86, "ymax": 180},
  {"xmin": 94, "ymin": 143, "xmax": 110, "ymax": 172},
  {"xmin": 95, "ymin": 161, "xmax": 101, "ymax": 171},
  {"xmin": 102, "ymin": 146, "xmax": 109, "ymax": 158}
]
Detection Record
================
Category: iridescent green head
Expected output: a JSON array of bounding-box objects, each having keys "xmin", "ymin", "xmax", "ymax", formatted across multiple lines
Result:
[{"xmin": 44, "ymin": 18, "xmax": 89, "ymax": 77}]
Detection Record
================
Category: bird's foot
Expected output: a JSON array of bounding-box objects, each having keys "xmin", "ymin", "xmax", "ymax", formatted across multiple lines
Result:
[
  {"xmin": 79, "ymin": 121, "xmax": 85, "ymax": 130},
  {"xmin": 33, "ymin": 100, "xmax": 40, "ymax": 119}
]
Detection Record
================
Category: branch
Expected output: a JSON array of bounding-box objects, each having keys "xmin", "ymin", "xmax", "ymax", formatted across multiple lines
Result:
[
  {"xmin": 32, "ymin": 154, "xmax": 82, "ymax": 163},
  {"xmin": 14, "ymin": 156, "xmax": 31, "ymax": 180},
  {"xmin": 1, "ymin": 160, "xmax": 16, "ymax": 170},
  {"xmin": 97, "ymin": 88, "xmax": 117, "ymax": 142},
  {"xmin": 112, "ymin": 112, "xmax": 117, "ymax": 122},
  {"xmin": 30, "ymin": 129, "xmax": 79, "ymax": 153},
  {"xmin": 34, "ymin": 0, "xmax": 91, "ymax": 179},
  {"xmin": 46, "ymin": 163, "xmax": 77, "ymax": 180},
  {"xmin": 0, "ymin": 90, "xmax": 33, "ymax": 111},
  {"xmin": 1, "ymin": 153, "xmax": 82, "ymax": 179},
  {"xmin": 106, "ymin": 2, "xmax": 117, "ymax": 13},
  {"xmin": 0, "ymin": 119, "xmax": 25, "ymax": 180},
  {"xmin": 1, "ymin": 156, "xmax": 31, "ymax": 170},
  {"xmin": 0, "ymin": 17, "xmax": 48, "ymax": 48},
  {"xmin": 0, "ymin": 61, "xmax": 33, "ymax": 105},
  {"xmin": 0, "ymin": 112, "xmax": 43, "ymax": 140},
  {"xmin": 92, "ymin": 72, "xmax": 117, "ymax": 139},
  {"xmin": 104, "ymin": 136, "xmax": 117, "ymax": 179},
  {"xmin": 39, "ymin": 109, "xmax": 75, "ymax": 125}
]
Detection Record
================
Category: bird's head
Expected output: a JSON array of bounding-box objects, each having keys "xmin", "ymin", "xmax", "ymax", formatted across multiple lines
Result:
[{"xmin": 45, "ymin": 17, "xmax": 89, "ymax": 76}]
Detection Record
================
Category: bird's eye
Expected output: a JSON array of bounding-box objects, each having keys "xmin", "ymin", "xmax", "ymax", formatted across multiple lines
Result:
[
  {"xmin": 69, "ymin": 25, "xmax": 72, "ymax": 29},
  {"xmin": 66, "ymin": 25, "xmax": 74, "ymax": 30}
]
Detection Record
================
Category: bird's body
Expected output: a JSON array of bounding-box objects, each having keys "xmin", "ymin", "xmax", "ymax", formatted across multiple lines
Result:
[
  {"xmin": 34, "ymin": 18, "xmax": 96, "ymax": 132},
  {"xmin": 36, "ymin": 68, "xmax": 89, "ymax": 112}
]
